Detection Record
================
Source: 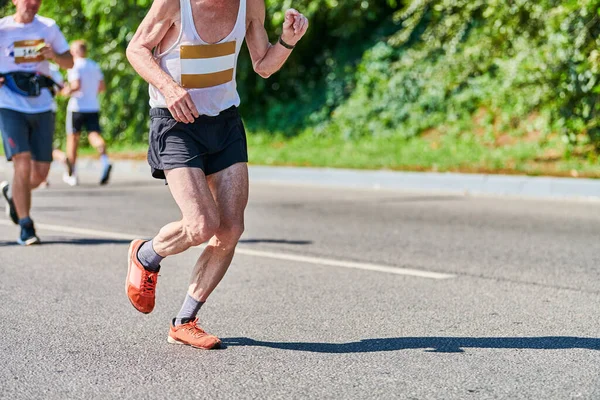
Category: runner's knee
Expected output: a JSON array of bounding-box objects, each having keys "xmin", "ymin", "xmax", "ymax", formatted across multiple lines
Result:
[
  {"xmin": 12, "ymin": 153, "xmax": 32, "ymax": 177},
  {"xmin": 29, "ymin": 175, "xmax": 45, "ymax": 189},
  {"xmin": 30, "ymin": 164, "xmax": 50, "ymax": 188},
  {"xmin": 12, "ymin": 151, "xmax": 32, "ymax": 163},
  {"xmin": 183, "ymin": 214, "xmax": 220, "ymax": 246},
  {"xmin": 214, "ymin": 220, "xmax": 244, "ymax": 248}
]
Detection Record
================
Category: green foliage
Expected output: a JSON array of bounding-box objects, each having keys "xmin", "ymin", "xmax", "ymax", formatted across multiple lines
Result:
[
  {"xmin": 2, "ymin": 0, "xmax": 401, "ymax": 144},
  {"xmin": 39, "ymin": 0, "xmax": 152, "ymax": 145},
  {"xmin": 1, "ymin": 0, "xmax": 153, "ymax": 145},
  {"xmin": 239, "ymin": 0, "xmax": 402, "ymax": 132},
  {"xmin": 1, "ymin": 0, "xmax": 599, "ymax": 157},
  {"xmin": 324, "ymin": 0, "xmax": 600, "ymax": 149}
]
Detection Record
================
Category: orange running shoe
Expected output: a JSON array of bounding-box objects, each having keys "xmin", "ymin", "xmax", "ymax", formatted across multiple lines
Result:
[
  {"xmin": 125, "ymin": 239, "xmax": 159, "ymax": 314},
  {"xmin": 167, "ymin": 319, "xmax": 222, "ymax": 349}
]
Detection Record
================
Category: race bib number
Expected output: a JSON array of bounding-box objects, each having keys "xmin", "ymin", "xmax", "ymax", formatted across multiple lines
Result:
[
  {"xmin": 180, "ymin": 41, "xmax": 236, "ymax": 89},
  {"xmin": 13, "ymin": 39, "xmax": 45, "ymax": 64}
]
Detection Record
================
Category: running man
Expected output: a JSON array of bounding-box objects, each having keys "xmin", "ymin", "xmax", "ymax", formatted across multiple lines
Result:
[
  {"xmin": 0, "ymin": 0, "xmax": 73, "ymax": 245},
  {"xmin": 63, "ymin": 40, "xmax": 111, "ymax": 186},
  {"xmin": 125, "ymin": 0, "xmax": 308, "ymax": 348}
]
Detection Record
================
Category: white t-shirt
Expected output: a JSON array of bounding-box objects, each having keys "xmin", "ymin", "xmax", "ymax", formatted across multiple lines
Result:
[
  {"xmin": 48, "ymin": 63, "xmax": 63, "ymax": 112},
  {"xmin": 0, "ymin": 15, "xmax": 70, "ymax": 113},
  {"xmin": 67, "ymin": 58, "xmax": 103, "ymax": 112}
]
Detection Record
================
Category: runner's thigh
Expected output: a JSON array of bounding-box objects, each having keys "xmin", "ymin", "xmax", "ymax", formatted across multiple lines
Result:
[
  {"xmin": 27, "ymin": 111, "xmax": 54, "ymax": 162},
  {"xmin": 207, "ymin": 162, "xmax": 249, "ymax": 225},
  {"xmin": 165, "ymin": 167, "xmax": 218, "ymax": 221},
  {"xmin": 0, "ymin": 108, "xmax": 31, "ymax": 161}
]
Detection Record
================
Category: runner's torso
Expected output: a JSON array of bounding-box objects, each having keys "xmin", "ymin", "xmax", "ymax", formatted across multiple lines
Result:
[
  {"xmin": 0, "ymin": 15, "xmax": 69, "ymax": 113},
  {"xmin": 67, "ymin": 58, "xmax": 103, "ymax": 112},
  {"xmin": 149, "ymin": 0, "xmax": 247, "ymax": 116}
]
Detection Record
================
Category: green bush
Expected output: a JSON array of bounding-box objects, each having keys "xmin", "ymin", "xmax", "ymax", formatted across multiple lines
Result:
[
  {"xmin": 326, "ymin": 0, "xmax": 600, "ymax": 149},
  {"xmin": 1, "ymin": 0, "xmax": 599, "ymax": 156},
  {"xmin": 2, "ymin": 0, "xmax": 401, "ymax": 144}
]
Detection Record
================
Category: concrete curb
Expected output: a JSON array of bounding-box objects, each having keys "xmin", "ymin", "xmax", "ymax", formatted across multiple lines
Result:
[
  {"xmin": 248, "ymin": 166, "xmax": 600, "ymax": 200},
  {"xmin": 1, "ymin": 159, "xmax": 599, "ymax": 200}
]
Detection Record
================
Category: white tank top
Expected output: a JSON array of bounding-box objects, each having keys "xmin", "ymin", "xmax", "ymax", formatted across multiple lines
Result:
[{"xmin": 149, "ymin": 0, "xmax": 246, "ymax": 116}]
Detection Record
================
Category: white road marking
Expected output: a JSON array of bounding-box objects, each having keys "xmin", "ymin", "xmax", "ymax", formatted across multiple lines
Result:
[
  {"xmin": 0, "ymin": 220, "xmax": 455, "ymax": 280},
  {"xmin": 234, "ymin": 248, "xmax": 455, "ymax": 279},
  {"xmin": 0, "ymin": 220, "xmax": 139, "ymax": 240},
  {"xmin": 38, "ymin": 221, "xmax": 139, "ymax": 241}
]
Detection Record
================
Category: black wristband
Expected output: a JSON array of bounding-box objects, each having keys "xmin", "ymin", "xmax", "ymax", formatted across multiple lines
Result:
[{"xmin": 278, "ymin": 36, "xmax": 295, "ymax": 50}]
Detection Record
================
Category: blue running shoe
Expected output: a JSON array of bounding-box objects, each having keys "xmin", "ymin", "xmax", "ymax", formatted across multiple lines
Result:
[
  {"xmin": 18, "ymin": 222, "xmax": 40, "ymax": 246},
  {"xmin": 0, "ymin": 181, "xmax": 18, "ymax": 225}
]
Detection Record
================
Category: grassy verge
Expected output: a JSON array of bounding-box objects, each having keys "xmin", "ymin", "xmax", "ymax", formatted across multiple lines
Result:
[
  {"xmin": 244, "ymin": 129, "xmax": 600, "ymax": 178},
  {"xmin": 2, "ymin": 130, "xmax": 599, "ymax": 178}
]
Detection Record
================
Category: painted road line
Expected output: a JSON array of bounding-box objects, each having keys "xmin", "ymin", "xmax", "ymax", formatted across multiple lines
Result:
[
  {"xmin": 0, "ymin": 220, "xmax": 455, "ymax": 279},
  {"xmin": 40, "ymin": 221, "xmax": 138, "ymax": 241},
  {"xmin": 0, "ymin": 220, "xmax": 139, "ymax": 241},
  {"xmin": 234, "ymin": 248, "xmax": 455, "ymax": 279}
]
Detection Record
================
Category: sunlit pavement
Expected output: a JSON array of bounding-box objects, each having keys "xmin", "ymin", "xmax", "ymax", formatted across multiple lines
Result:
[{"xmin": 1, "ymin": 166, "xmax": 599, "ymax": 399}]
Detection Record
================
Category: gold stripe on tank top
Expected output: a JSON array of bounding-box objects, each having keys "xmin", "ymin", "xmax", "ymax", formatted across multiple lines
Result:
[
  {"xmin": 180, "ymin": 41, "xmax": 236, "ymax": 88},
  {"xmin": 180, "ymin": 41, "xmax": 236, "ymax": 59},
  {"xmin": 181, "ymin": 69, "xmax": 234, "ymax": 89}
]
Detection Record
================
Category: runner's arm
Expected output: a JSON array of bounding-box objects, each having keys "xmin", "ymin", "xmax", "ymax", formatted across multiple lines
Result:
[
  {"xmin": 62, "ymin": 79, "xmax": 80, "ymax": 97},
  {"xmin": 40, "ymin": 47, "xmax": 74, "ymax": 69},
  {"xmin": 99, "ymin": 80, "xmax": 106, "ymax": 93},
  {"xmin": 54, "ymin": 51, "xmax": 74, "ymax": 69},
  {"xmin": 42, "ymin": 23, "xmax": 73, "ymax": 69},
  {"xmin": 69, "ymin": 80, "xmax": 81, "ymax": 92},
  {"xmin": 127, "ymin": 0, "xmax": 199, "ymax": 123},
  {"xmin": 246, "ymin": 0, "xmax": 308, "ymax": 78}
]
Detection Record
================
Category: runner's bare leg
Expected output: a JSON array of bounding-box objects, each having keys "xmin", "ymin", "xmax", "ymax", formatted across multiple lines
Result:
[
  {"xmin": 187, "ymin": 162, "xmax": 249, "ymax": 302},
  {"xmin": 11, "ymin": 152, "xmax": 32, "ymax": 219},
  {"xmin": 66, "ymin": 133, "xmax": 80, "ymax": 174},
  {"xmin": 30, "ymin": 161, "xmax": 50, "ymax": 189},
  {"xmin": 152, "ymin": 167, "xmax": 221, "ymax": 257},
  {"xmin": 88, "ymin": 131, "xmax": 106, "ymax": 155},
  {"xmin": 11, "ymin": 154, "xmax": 50, "ymax": 218}
]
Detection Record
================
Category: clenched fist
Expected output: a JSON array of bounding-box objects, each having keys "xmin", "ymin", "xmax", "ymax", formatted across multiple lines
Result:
[{"xmin": 280, "ymin": 9, "xmax": 308, "ymax": 47}]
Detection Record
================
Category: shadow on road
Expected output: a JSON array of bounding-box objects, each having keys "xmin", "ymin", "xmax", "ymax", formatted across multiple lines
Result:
[
  {"xmin": 0, "ymin": 238, "xmax": 130, "ymax": 246},
  {"xmin": 221, "ymin": 336, "xmax": 600, "ymax": 353},
  {"xmin": 239, "ymin": 238, "xmax": 313, "ymax": 245}
]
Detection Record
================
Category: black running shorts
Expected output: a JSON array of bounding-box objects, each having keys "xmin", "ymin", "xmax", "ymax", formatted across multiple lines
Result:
[
  {"xmin": 148, "ymin": 106, "xmax": 248, "ymax": 179},
  {"xmin": 67, "ymin": 111, "xmax": 101, "ymax": 135}
]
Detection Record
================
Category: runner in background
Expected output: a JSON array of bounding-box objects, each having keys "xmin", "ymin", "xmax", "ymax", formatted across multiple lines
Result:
[
  {"xmin": 0, "ymin": 0, "xmax": 73, "ymax": 245},
  {"xmin": 62, "ymin": 40, "xmax": 111, "ymax": 186}
]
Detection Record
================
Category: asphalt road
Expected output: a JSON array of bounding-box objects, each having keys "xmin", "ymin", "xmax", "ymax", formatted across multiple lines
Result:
[{"xmin": 0, "ymin": 166, "xmax": 599, "ymax": 399}]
